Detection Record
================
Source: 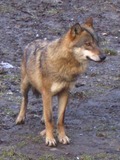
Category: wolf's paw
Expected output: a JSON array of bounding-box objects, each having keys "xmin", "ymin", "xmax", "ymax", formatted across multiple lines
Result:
[
  {"xmin": 46, "ymin": 137, "xmax": 57, "ymax": 147},
  {"xmin": 58, "ymin": 135, "xmax": 70, "ymax": 144},
  {"xmin": 16, "ymin": 115, "xmax": 25, "ymax": 124}
]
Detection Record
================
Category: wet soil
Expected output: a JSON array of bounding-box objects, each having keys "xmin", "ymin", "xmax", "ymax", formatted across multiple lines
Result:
[{"xmin": 0, "ymin": 0, "xmax": 120, "ymax": 159}]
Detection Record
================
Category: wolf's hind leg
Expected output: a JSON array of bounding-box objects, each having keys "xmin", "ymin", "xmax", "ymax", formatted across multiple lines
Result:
[{"xmin": 16, "ymin": 76, "xmax": 30, "ymax": 124}]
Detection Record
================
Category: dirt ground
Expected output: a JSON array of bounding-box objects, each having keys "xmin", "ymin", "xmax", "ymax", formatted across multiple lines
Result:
[{"xmin": 0, "ymin": 0, "xmax": 120, "ymax": 159}]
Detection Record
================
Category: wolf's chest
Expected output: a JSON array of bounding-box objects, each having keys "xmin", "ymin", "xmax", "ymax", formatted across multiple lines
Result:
[{"xmin": 51, "ymin": 82, "xmax": 75, "ymax": 95}]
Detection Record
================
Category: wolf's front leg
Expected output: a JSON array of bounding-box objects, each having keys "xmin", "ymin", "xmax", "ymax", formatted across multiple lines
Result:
[
  {"xmin": 42, "ymin": 89, "xmax": 56, "ymax": 146},
  {"xmin": 57, "ymin": 90, "xmax": 70, "ymax": 144}
]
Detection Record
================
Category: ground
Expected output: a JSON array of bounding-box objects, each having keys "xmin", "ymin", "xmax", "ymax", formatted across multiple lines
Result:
[{"xmin": 0, "ymin": 0, "xmax": 120, "ymax": 160}]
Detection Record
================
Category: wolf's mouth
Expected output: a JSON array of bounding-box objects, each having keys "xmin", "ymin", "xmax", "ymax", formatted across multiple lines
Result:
[
  {"xmin": 86, "ymin": 56, "xmax": 106, "ymax": 62},
  {"xmin": 86, "ymin": 56, "xmax": 96, "ymax": 62}
]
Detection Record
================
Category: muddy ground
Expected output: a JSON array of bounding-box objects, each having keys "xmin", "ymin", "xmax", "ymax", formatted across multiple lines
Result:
[{"xmin": 0, "ymin": 0, "xmax": 120, "ymax": 159}]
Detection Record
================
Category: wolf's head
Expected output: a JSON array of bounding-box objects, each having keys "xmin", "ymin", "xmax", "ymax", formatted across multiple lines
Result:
[{"xmin": 68, "ymin": 17, "xmax": 106, "ymax": 62}]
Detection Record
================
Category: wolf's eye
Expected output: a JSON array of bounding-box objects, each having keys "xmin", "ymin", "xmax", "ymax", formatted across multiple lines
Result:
[{"xmin": 85, "ymin": 42, "xmax": 91, "ymax": 46}]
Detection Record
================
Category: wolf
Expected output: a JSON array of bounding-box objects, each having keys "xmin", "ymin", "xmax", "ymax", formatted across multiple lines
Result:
[{"xmin": 16, "ymin": 17, "xmax": 106, "ymax": 146}]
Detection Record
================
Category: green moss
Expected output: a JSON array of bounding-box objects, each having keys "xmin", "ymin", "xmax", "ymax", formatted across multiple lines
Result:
[
  {"xmin": 0, "ymin": 4, "xmax": 15, "ymax": 13},
  {"xmin": 104, "ymin": 48, "xmax": 117, "ymax": 56},
  {"xmin": 32, "ymin": 135, "xmax": 43, "ymax": 143},
  {"xmin": 3, "ymin": 107, "xmax": 15, "ymax": 116},
  {"xmin": 17, "ymin": 141, "xmax": 27, "ymax": 148},
  {"xmin": 39, "ymin": 155, "xmax": 55, "ymax": 160},
  {"xmin": 0, "ymin": 147, "xmax": 32, "ymax": 160},
  {"xmin": 96, "ymin": 153, "xmax": 120, "ymax": 160},
  {"xmin": 2, "ymin": 148, "xmax": 15, "ymax": 158},
  {"xmin": 95, "ymin": 153, "xmax": 108, "ymax": 159},
  {"xmin": 80, "ymin": 155, "xmax": 94, "ymax": 160},
  {"xmin": 47, "ymin": 9, "xmax": 58, "ymax": 15},
  {"xmin": 79, "ymin": 152, "xmax": 120, "ymax": 160},
  {"xmin": 38, "ymin": 154, "xmax": 71, "ymax": 160}
]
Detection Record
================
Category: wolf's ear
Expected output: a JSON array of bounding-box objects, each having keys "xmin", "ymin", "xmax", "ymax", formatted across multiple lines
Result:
[
  {"xmin": 84, "ymin": 17, "xmax": 93, "ymax": 28},
  {"xmin": 70, "ymin": 23, "xmax": 83, "ymax": 38}
]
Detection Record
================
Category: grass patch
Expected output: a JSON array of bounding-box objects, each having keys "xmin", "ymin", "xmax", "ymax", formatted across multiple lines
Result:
[
  {"xmin": 39, "ymin": 155, "xmax": 55, "ymax": 160},
  {"xmin": 80, "ymin": 152, "xmax": 120, "ymax": 160},
  {"xmin": 3, "ymin": 107, "xmax": 15, "ymax": 116},
  {"xmin": 80, "ymin": 155, "xmax": 94, "ymax": 160},
  {"xmin": 104, "ymin": 48, "xmax": 117, "ymax": 56},
  {"xmin": 0, "ymin": 91, "xmax": 4, "ymax": 96},
  {"xmin": 0, "ymin": 4, "xmax": 15, "ymax": 13},
  {"xmin": 95, "ymin": 153, "xmax": 108, "ymax": 159},
  {"xmin": 47, "ymin": 9, "xmax": 58, "ymax": 15},
  {"xmin": 95, "ymin": 153, "xmax": 120, "ymax": 160},
  {"xmin": 16, "ymin": 135, "xmax": 43, "ymax": 149},
  {"xmin": 16, "ymin": 141, "xmax": 27, "ymax": 148},
  {"xmin": 0, "ymin": 147, "xmax": 33, "ymax": 160},
  {"xmin": 1, "ymin": 148, "xmax": 15, "ymax": 158},
  {"xmin": 39, "ymin": 155, "xmax": 70, "ymax": 160},
  {"xmin": 3, "ymin": 74, "xmax": 20, "ymax": 82},
  {"xmin": 32, "ymin": 135, "xmax": 43, "ymax": 144},
  {"xmin": 0, "ymin": 149, "xmax": 71, "ymax": 160}
]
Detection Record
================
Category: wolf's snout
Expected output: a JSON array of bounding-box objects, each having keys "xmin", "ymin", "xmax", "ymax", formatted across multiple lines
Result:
[{"xmin": 100, "ymin": 54, "xmax": 106, "ymax": 61}]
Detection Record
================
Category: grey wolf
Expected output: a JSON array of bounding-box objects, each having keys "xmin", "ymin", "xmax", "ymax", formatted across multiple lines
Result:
[{"xmin": 16, "ymin": 17, "xmax": 106, "ymax": 146}]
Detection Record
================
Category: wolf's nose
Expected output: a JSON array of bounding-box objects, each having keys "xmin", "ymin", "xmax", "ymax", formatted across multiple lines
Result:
[{"xmin": 100, "ymin": 54, "xmax": 106, "ymax": 61}]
